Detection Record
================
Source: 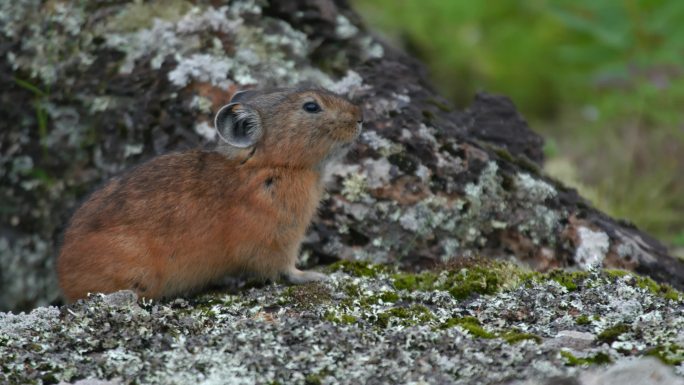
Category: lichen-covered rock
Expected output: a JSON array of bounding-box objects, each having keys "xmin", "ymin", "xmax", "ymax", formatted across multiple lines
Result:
[
  {"xmin": 1, "ymin": 261, "xmax": 683, "ymax": 384},
  {"xmin": 1, "ymin": 0, "xmax": 682, "ymax": 312}
]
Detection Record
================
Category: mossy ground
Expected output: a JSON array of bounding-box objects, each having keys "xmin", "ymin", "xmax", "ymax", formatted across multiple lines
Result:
[
  {"xmin": 647, "ymin": 344, "xmax": 684, "ymax": 366},
  {"xmin": 2, "ymin": 259, "xmax": 684, "ymax": 384},
  {"xmin": 596, "ymin": 323, "xmax": 630, "ymax": 345},
  {"xmin": 324, "ymin": 259, "xmax": 683, "ymax": 349},
  {"xmin": 330, "ymin": 259, "xmax": 683, "ymax": 303},
  {"xmin": 560, "ymin": 351, "xmax": 612, "ymax": 367},
  {"xmin": 605, "ymin": 270, "xmax": 682, "ymax": 301}
]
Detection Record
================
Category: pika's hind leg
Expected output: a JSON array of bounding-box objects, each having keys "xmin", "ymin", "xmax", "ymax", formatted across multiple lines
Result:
[{"xmin": 283, "ymin": 267, "xmax": 328, "ymax": 284}]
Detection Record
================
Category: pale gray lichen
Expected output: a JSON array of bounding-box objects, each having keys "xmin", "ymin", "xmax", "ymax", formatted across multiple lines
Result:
[
  {"xmin": 2, "ymin": 0, "xmax": 93, "ymax": 85},
  {"xmin": 194, "ymin": 121, "xmax": 217, "ymax": 141},
  {"xmin": 360, "ymin": 158, "xmax": 393, "ymax": 189},
  {"xmin": 190, "ymin": 95, "xmax": 214, "ymax": 114},
  {"xmin": 11, "ymin": 155, "xmax": 34, "ymax": 175},
  {"xmin": 360, "ymin": 130, "xmax": 403, "ymax": 157},
  {"xmin": 168, "ymin": 53, "xmax": 234, "ymax": 88},
  {"xmin": 88, "ymin": 96, "xmax": 116, "ymax": 113},
  {"xmin": 105, "ymin": 5, "xmax": 241, "ymax": 74},
  {"xmin": 464, "ymin": 162, "xmax": 507, "ymax": 216},
  {"xmin": 358, "ymin": 36, "xmax": 385, "ymax": 60},
  {"xmin": 575, "ymin": 227, "xmax": 610, "ymax": 268},
  {"xmin": 365, "ymin": 93, "xmax": 411, "ymax": 120},
  {"xmin": 341, "ymin": 172, "xmax": 369, "ymax": 202},
  {"xmin": 515, "ymin": 172, "xmax": 556, "ymax": 202},
  {"xmin": 327, "ymin": 158, "xmax": 568, "ymax": 264},
  {"xmin": 323, "ymin": 70, "xmax": 369, "ymax": 97},
  {"xmin": 513, "ymin": 172, "xmax": 562, "ymax": 245},
  {"xmin": 335, "ymin": 15, "xmax": 359, "ymax": 39},
  {"xmin": 124, "ymin": 143, "xmax": 144, "ymax": 158},
  {"xmin": 104, "ymin": 2, "xmax": 338, "ymax": 90}
]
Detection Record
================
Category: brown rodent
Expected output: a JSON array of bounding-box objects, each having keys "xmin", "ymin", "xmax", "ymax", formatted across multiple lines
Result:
[{"xmin": 57, "ymin": 87, "xmax": 363, "ymax": 302}]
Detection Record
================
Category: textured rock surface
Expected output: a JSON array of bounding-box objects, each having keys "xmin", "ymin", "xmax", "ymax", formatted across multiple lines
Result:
[
  {"xmin": 1, "ymin": 262, "xmax": 683, "ymax": 384},
  {"xmin": 1, "ymin": 0, "xmax": 682, "ymax": 314}
]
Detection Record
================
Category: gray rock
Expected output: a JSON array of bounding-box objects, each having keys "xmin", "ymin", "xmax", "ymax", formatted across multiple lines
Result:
[
  {"xmin": 580, "ymin": 357, "xmax": 684, "ymax": 385},
  {"xmin": 58, "ymin": 379, "xmax": 123, "ymax": 385},
  {"xmin": 543, "ymin": 330, "xmax": 596, "ymax": 351}
]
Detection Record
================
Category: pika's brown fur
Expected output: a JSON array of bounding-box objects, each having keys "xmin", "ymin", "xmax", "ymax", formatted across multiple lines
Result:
[{"xmin": 57, "ymin": 87, "xmax": 363, "ymax": 302}]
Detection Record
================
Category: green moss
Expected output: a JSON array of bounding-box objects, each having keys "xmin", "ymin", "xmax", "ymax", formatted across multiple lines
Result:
[
  {"xmin": 356, "ymin": 291, "xmax": 400, "ymax": 307},
  {"xmin": 635, "ymin": 276, "xmax": 681, "ymax": 301},
  {"xmin": 343, "ymin": 283, "xmax": 362, "ymax": 298},
  {"xmin": 482, "ymin": 143, "xmax": 540, "ymax": 175},
  {"xmin": 323, "ymin": 311, "xmax": 358, "ymax": 325},
  {"xmin": 304, "ymin": 374, "xmax": 322, "ymax": 385},
  {"xmin": 421, "ymin": 109, "xmax": 435, "ymax": 121},
  {"xmin": 375, "ymin": 305, "xmax": 434, "ymax": 328},
  {"xmin": 501, "ymin": 331, "xmax": 542, "ymax": 344},
  {"xmin": 379, "ymin": 291, "xmax": 400, "ymax": 303},
  {"xmin": 329, "ymin": 260, "xmax": 389, "ymax": 278},
  {"xmin": 41, "ymin": 373, "xmax": 59, "ymax": 385},
  {"xmin": 597, "ymin": 323, "xmax": 630, "ymax": 344},
  {"xmin": 560, "ymin": 351, "xmax": 612, "ymax": 366},
  {"xmin": 440, "ymin": 318, "xmax": 540, "ymax": 343},
  {"xmin": 606, "ymin": 270, "xmax": 682, "ymax": 301},
  {"xmin": 492, "ymin": 146, "xmax": 516, "ymax": 164},
  {"xmin": 575, "ymin": 315, "xmax": 592, "ymax": 325},
  {"xmin": 445, "ymin": 265, "xmax": 503, "ymax": 300},
  {"xmin": 646, "ymin": 344, "xmax": 684, "ymax": 366},
  {"xmin": 391, "ymin": 260, "xmax": 531, "ymax": 300},
  {"xmin": 605, "ymin": 269, "xmax": 630, "ymax": 279},
  {"xmin": 547, "ymin": 270, "xmax": 590, "ymax": 291},
  {"xmin": 425, "ymin": 98, "xmax": 452, "ymax": 112},
  {"xmin": 391, "ymin": 271, "xmax": 438, "ymax": 292},
  {"xmin": 340, "ymin": 314, "xmax": 358, "ymax": 324},
  {"xmin": 440, "ymin": 316, "xmax": 495, "ymax": 339}
]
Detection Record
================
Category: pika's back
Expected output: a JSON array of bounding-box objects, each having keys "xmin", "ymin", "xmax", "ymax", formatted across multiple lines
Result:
[{"xmin": 66, "ymin": 151, "xmax": 240, "ymax": 236}]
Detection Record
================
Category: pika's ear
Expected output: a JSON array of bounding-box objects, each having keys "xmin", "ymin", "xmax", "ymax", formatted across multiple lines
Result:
[
  {"xmin": 214, "ymin": 103, "xmax": 262, "ymax": 148},
  {"xmin": 230, "ymin": 90, "xmax": 258, "ymax": 103}
]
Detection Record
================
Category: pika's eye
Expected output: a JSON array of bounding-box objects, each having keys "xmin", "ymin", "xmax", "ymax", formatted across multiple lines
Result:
[{"xmin": 303, "ymin": 101, "xmax": 321, "ymax": 113}]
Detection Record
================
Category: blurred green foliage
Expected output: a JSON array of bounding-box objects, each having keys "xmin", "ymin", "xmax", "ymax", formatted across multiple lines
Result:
[{"xmin": 355, "ymin": 0, "xmax": 684, "ymax": 245}]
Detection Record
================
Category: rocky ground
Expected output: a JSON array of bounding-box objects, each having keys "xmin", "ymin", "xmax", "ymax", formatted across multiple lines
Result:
[{"xmin": 2, "ymin": 260, "xmax": 683, "ymax": 385}]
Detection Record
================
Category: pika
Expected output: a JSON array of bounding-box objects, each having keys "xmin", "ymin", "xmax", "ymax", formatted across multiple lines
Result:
[{"xmin": 57, "ymin": 87, "xmax": 363, "ymax": 302}]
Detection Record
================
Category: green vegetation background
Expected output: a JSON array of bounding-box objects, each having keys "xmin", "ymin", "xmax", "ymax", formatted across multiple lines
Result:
[{"xmin": 355, "ymin": 0, "xmax": 684, "ymax": 248}]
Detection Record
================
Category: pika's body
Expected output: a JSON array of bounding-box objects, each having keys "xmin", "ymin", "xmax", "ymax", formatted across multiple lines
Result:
[{"xmin": 58, "ymin": 88, "xmax": 363, "ymax": 302}]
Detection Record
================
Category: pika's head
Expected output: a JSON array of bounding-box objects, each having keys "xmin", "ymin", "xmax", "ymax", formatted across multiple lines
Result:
[{"xmin": 214, "ymin": 87, "xmax": 363, "ymax": 168}]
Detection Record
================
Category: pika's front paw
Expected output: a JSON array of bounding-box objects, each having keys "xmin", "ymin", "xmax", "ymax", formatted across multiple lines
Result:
[{"xmin": 283, "ymin": 268, "xmax": 329, "ymax": 284}]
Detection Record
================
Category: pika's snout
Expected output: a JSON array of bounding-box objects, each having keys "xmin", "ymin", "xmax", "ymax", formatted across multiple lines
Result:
[
  {"xmin": 346, "ymin": 110, "xmax": 364, "ymax": 140},
  {"xmin": 351, "ymin": 105, "xmax": 364, "ymax": 136}
]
